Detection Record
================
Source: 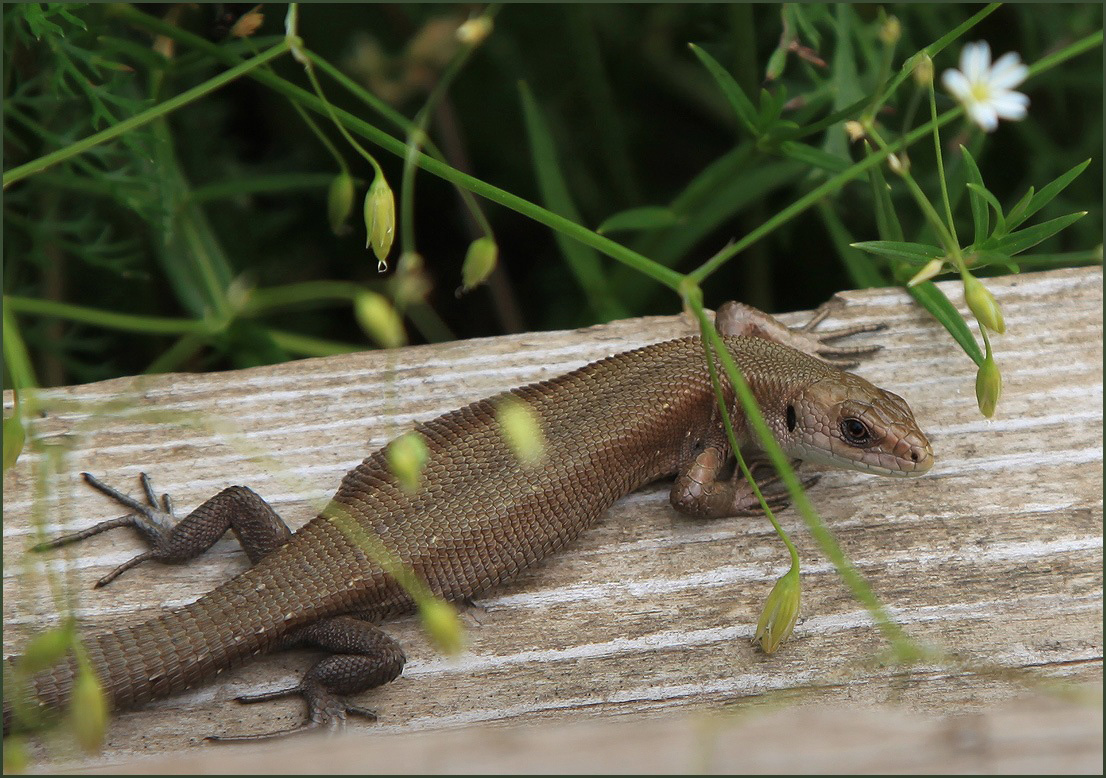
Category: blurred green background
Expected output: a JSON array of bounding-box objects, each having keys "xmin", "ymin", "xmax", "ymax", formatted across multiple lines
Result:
[{"xmin": 3, "ymin": 3, "xmax": 1101, "ymax": 387}]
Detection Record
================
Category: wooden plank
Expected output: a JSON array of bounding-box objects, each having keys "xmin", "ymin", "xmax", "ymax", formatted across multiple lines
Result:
[
  {"xmin": 3, "ymin": 267, "xmax": 1101, "ymax": 772},
  {"xmin": 76, "ymin": 691, "xmax": 1104, "ymax": 775}
]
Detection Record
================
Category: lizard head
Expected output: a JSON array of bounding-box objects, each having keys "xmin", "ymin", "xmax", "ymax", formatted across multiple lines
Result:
[{"xmin": 774, "ymin": 370, "xmax": 934, "ymax": 477}]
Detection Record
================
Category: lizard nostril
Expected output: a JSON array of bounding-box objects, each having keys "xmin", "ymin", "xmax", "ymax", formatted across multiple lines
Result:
[{"xmin": 910, "ymin": 451, "xmax": 919, "ymax": 462}]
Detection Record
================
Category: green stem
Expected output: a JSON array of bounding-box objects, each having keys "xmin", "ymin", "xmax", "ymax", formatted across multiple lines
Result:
[
  {"xmin": 929, "ymin": 78, "xmax": 959, "ymax": 251},
  {"xmin": 689, "ymin": 302, "xmax": 911, "ymax": 653},
  {"xmin": 689, "ymin": 104, "xmax": 963, "ymax": 283},
  {"xmin": 697, "ymin": 317, "xmax": 800, "ymax": 568},
  {"xmin": 110, "ymin": 4, "xmax": 682, "ymax": 291},
  {"xmin": 242, "ymin": 280, "xmax": 368, "ymax": 314},
  {"xmin": 866, "ymin": 125, "xmax": 963, "ymax": 264},
  {"xmin": 305, "ymin": 51, "xmax": 495, "ymax": 239},
  {"xmin": 4, "ymin": 295, "xmax": 216, "ymax": 335},
  {"xmin": 266, "ymin": 328, "xmax": 361, "ymax": 357},
  {"xmin": 3, "ymin": 40, "xmax": 292, "ymax": 188},
  {"xmin": 3, "ymin": 307, "xmax": 39, "ymax": 390}
]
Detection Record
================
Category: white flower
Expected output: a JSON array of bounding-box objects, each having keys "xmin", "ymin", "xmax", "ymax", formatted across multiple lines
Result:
[{"xmin": 942, "ymin": 41, "xmax": 1029, "ymax": 133}]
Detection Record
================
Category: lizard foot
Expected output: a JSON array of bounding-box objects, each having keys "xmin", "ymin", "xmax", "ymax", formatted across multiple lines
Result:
[
  {"xmin": 729, "ymin": 460, "xmax": 818, "ymax": 520},
  {"xmin": 32, "ymin": 472, "xmax": 179, "ymax": 587},
  {"xmin": 31, "ymin": 473, "xmax": 294, "ymax": 586},
  {"xmin": 206, "ymin": 684, "xmax": 377, "ymax": 742},
  {"xmin": 715, "ymin": 299, "xmax": 887, "ymax": 370}
]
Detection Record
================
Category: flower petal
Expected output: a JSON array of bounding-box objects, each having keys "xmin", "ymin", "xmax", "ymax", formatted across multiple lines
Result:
[
  {"xmin": 989, "ymin": 52, "xmax": 1028, "ymax": 89},
  {"xmin": 968, "ymin": 102, "xmax": 999, "ymax": 132},
  {"xmin": 942, "ymin": 68, "xmax": 972, "ymax": 100},
  {"xmin": 990, "ymin": 90, "xmax": 1030, "ymax": 120},
  {"xmin": 961, "ymin": 41, "xmax": 991, "ymax": 81}
]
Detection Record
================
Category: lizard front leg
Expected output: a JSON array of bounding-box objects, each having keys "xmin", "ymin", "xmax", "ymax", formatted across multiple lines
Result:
[{"xmin": 669, "ymin": 428, "xmax": 818, "ymax": 518}]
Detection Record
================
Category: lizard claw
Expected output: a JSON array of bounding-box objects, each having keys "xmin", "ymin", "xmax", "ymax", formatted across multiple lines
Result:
[{"xmin": 206, "ymin": 684, "xmax": 377, "ymax": 742}]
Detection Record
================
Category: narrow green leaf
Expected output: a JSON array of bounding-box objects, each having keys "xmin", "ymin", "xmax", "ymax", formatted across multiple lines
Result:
[
  {"xmin": 757, "ymin": 88, "xmax": 781, "ymax": 132},
  {"xmin": 687, "ymin": 43, "xmax": 757, "ymax": 134},
  {"xmin": 1004, "ymin": 186, "xmax": 1034, "ymax": 232},
  {"xmin": 1012, "ymin": 247, "xmax": 1103, "ymax": 268},
  {"xmin": 518, "ymin": 81, "xmax": 623, "ymax": 319},
  {"xmin": 970, "ymin": 250, "xmax": 1019, "ymax": 273},
  {"xmin": 777, "ymin": 141, "xmax": 850, "ymax": 174},
  {"xmin": 597, "ymin": 206, "xmax": 681, "ymax": 235},
  {"xmin": 1012, "ymin": 158, "xmax": 1091, "ymax": 229},
  {"xmin": 852, "ymin": 240, "xmax": 944, "ymax": 264},
  {"xmin": 864, "ymin": 141, "xmax": 904, "ymax": 242},
  {"xmin": 985, "ymin": 212, "xmax": 1087, "ymax": 256},
  {"xmin": 966, "ymin": 183, "xmax": 1006, "ymax": 235},
  {"xmin": 906, "ymin": 282, "xmax": 984, "ymax": 366},
  {"xmin": 959, "ymin": 145, "xmax": 988, "ymax": 246},
  {"xmin": 817, "ymin": 202, "xmax": 885, "ymax": 288}
]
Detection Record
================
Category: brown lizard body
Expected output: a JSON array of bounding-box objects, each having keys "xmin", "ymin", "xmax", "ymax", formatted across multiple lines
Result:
[{"xmin": 3, "ymin": 303, "xmax": 933, "ymax": 740}]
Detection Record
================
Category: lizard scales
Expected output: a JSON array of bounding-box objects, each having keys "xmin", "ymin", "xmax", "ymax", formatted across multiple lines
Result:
[{"xmin": 5, "ymin": 309, "xmax": 934, "ymax": 738}]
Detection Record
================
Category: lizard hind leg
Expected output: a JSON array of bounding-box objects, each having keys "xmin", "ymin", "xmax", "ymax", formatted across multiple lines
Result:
[
  {"xmin": 714, "ymin": 299, "xmax": 886, "ymax": 369},
  {"xmin": 32, "ymin": 472, "xmax": 294, "ymax": 587},
  {"xmin": 207, "ymin": 617, "xmax": 406, "ymax": 742}
]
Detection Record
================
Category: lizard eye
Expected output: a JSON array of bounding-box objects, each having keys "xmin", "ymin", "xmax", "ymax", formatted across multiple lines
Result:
[{"xmin": 840, "ymin": 418, "xmax": 872, "ymax": 446}]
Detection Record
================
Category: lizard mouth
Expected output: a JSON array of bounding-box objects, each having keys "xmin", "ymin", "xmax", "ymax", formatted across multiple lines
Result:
[{"xmin": 793, "ymin": 438, "xmax": 934, "ymax": 477}]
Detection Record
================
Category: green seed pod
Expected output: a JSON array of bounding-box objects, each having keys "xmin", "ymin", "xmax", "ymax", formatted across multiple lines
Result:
[
  {"xmin": 963, "ymin": 273, "xmax": 1006, "ymax": 334},
  {"xmin": 69, "ymin": 664, "xmax": 108, "ymax": 754},
  {"xmin": 419, "ymin": 598, "xmax": 465, "ymax": 656},
  {"xmin": 461, "ymin": 237, "xmax": 498, "ymax": 292},
  {"xmin": 387, "ymin": 432, "xmax": 428, "ymax": 494},
  {"xmin": 975, "ymin": 352, "xmax": 1003, "ymax": 418},
  {"xmin": 327, "ymin": 171, "xmax": 355, "ymax": 235},
  {"xmin": 364, "ymin": 174, "xmax": 396, "ymax": 269},
  {"xmin": 497, "ymin": 397, "xmax": 545, "ymax": 467},
  {"xmin": 354, "ymin": 291, "xmax": 406, "ymax": 349},
  {"xmin": 753, "ymin": 568, "xmax": 801, "ymax": 654}
]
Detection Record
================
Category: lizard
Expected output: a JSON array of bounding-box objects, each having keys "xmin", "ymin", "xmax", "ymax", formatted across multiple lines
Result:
[{"xmin": 3, "ymin": 301, "xmax": 933, "ymax": 741}]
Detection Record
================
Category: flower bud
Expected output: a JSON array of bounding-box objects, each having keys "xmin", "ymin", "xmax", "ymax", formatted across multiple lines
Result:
[
  {"xmin": 420, "ymin": 598, "xmax": 465, "ymax": 656},
  {"xmin": 354, "ymin": 291, "xmax": 406, "ymax": 349},
  {"xmin": 963, "ymin": 273, "xmax": 1005, "ymax": 334},
  {"xmin": 461, "ymin": 237, "xmax": 498, "ymax": 292},
  {"xmin": 70, "ymin": 663, "xmax": 108, "ymax": 753},
  {"xmin": 456, "ymin": 16, "xmax": 493, "ymax": 47},
  {"xmin": 327, "ymin": 171, "xmax": 355, "ymax": 235},
  {"xmin": 392, "ymin": 251, "xmax": 432, "ymax": 306},
  {"xmin": 364, "ymin": 174, "xmax": 396, "ymax": 270},
  {"xmin": 753, "ymin": 567, "xmax": 801, "ymax": 654},
  {"xmin": 879, "ymin": 16, "xmax": 901, "ymax": 47},
  {"xmin": 887, "ymin": 152, "xmax": 910, "ymax": 176},
  {"xmin": 844, "ymin": 120, "xmax": 867, "ymax": 142},
  {"xmin": 975, "ymin": 352, "xmax": 1002, "ymax": 418},
  {"xmin": 387, "ymin": 431, "xmax": 428, "ymax": 494},
  {"xmin": 497, "ymin": 397, "xmax": 545, "ymax": 467},
  {"xmin": 913, "ymin": 53, "xmax": 934, "ymax": 86},
  {"xmin": 231, "ymin": 7, "xmax": 264, "ymax": 39},
  {"xmin": 907, "ymin": 258, "xmax": 946, "ymax": 287}
]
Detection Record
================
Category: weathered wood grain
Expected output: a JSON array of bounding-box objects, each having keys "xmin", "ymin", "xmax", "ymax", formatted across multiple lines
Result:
[{"xmin": 4, "ymin": 267, "xmax": 1101, "ymax": 772}]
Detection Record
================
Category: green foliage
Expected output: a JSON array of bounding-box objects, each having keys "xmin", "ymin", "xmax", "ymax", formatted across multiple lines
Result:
[{"xmin": 2, "ymin": 4, "xmax": 1101, "ymax": 388}]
